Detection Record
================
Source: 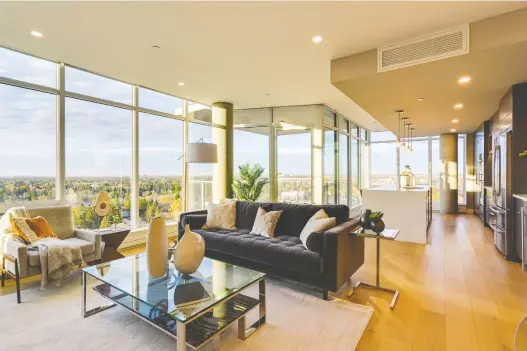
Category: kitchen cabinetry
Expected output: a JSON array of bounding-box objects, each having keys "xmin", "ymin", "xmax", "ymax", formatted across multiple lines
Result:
[
  {"xmin": 513, "ymin": 196, "xmax": 527, "ymax": 270},
  {"xmin": 474, "ymin": 121, "xmax": 490, "ymax": 223}
]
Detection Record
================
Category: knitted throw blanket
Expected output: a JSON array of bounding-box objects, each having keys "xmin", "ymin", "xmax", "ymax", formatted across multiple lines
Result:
[{"xmin": 29, "ymin": 238, "xmax": 83, "ymax": 289}]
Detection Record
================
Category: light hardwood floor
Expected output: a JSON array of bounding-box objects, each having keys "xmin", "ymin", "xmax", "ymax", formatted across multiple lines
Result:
[
  {"xmin": 1, "ymin": 214, "xmax": 525, "ymax": 350},
  {"xmin": 340, "ymin": 213, "xmax": 527, "ymax": 351}
]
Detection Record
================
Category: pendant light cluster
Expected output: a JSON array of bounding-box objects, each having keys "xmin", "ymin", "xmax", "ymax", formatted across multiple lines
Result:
[{"xmin": 395, "ymin": 109, "xmax": 415, "ymax": 152}]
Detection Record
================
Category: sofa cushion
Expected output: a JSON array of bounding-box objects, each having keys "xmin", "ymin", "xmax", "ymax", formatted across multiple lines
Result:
[
  {"xmin": 27, "ymin": 238, "xmax": 95, "ymax": 267},
  {"xmin": 195, "ymin": 229, "xmax": 322, "ymax": 275}
]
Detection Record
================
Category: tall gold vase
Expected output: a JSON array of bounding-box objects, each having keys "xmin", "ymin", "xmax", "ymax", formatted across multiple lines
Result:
[{"xmin": 146, "ymin": 216, "xmax": 168, "ymax": 279}]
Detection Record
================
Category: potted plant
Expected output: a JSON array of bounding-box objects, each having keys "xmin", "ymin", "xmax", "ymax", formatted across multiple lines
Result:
[
  {"xmin": 369, "ymin": 211, "xmax": 385, "ymax": 234},
  {"xmin": 232, "ymin": 163, "xmax": 269, "ymax": 202}
]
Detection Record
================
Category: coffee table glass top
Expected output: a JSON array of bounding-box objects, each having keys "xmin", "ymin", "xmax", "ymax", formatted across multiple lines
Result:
[{"xmin": 82, "ymin": 254, "xmax": 265, "ymax": 323}]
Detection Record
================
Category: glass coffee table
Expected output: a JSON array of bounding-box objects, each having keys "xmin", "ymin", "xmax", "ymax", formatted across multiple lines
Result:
[{"xmin": 82, "ymin": 254, "xmax": 266, "ymax": 350}]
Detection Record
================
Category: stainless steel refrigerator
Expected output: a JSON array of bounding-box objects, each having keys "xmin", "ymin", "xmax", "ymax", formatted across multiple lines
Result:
[{"xmin": 489, "ymin": 129, "xmax": 513, "ymax": 259}]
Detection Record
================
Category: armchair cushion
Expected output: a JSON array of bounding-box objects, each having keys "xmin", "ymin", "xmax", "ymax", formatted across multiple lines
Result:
[
  {"xmin": 75, "ymin": 229, "xmax": 101, "ymax": 261},
  {"xmin": 27, "ymin": 206, "xmax": 75, "ymax": 240}
]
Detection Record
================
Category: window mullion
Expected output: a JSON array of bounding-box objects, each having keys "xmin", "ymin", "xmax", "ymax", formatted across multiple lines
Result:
[
  {"xmin": 131, "ymin": 85, "xmax": 139, "ymax": 228},
  {"xmin": 56, "ymin": 63, "xmax": 65, "ymax": 204}
]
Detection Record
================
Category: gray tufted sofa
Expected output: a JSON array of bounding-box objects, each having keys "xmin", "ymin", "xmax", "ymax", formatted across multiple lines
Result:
[{"xmin": 179, "ymin": 201, "xmax": 364, "ymax": 299}]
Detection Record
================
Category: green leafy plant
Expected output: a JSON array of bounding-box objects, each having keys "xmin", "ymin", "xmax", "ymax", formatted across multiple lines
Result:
[
  {"xmin": 232, "ymin": 163, "xmax": 269, "ymax": 202},
  {"xmin": 368, "ymin": 211, "xmax": 384, "ymax": 221},
  {"xmin": 401, "ymin": 164, "xmax": 412, "ymax": 176}
]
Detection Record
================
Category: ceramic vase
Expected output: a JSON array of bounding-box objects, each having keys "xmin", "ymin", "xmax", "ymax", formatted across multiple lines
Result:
[
  {"xmin": 174, "ymin": 224, "xmax": 205, "ymax": 275},
  {"xmin": 360, "ymin": 209, "xmax": 372, "ymax": 230},
  {"xmin": 370, "ymin": 219, "xmax": 385, "ymax": 234},
  {"xmin": 146, "ymin": 216, "xmax": 168, "ymax": 279}
]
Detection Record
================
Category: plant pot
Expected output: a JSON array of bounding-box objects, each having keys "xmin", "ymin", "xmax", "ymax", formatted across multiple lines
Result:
[
  {"xmin": 370, "ymin": 219, "xmax": 385, "ymax": 234},
  {"xmin": 147, "ymin": 216, "xmax": 168, "ymax": 279},
  {"xmin": 174, "ymin": 224, "xmax": 206, "ymax": 275},
  {"xmin": 360, "ymin": 209, "xmax": 372, "ymax": 230}
]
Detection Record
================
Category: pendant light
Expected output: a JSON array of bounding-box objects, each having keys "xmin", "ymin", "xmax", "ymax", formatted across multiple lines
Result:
[
  {"xmin": 406, "ymin": 123, "xmax": 413, "ymax": 152},
  {"xmin": 401, "ymin": 117, "xmax": 409, "ymax": 149},
  {"xmin": 409, "ymin": 127, "xmax": 415, "ymax": 152},
  {"xmin": 395, "ymin": 110, "xmax": 404, "ymax": 148}
]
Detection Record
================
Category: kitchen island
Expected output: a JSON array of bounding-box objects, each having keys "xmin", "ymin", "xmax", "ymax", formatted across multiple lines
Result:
[{"xmin": 361, "ymin": 184, "xmax": 432, "ymax": 244}]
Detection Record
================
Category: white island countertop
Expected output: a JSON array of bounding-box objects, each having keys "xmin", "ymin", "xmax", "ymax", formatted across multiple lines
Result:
[
  {"xmin": 367, "ymin": 185, "xmax": 431, "ymax": 192},
  {"xmin": 513, "ymin": 194, "xmax": 527, "ymax": 201},
  {"xmin": 362, "ymin": 185, "xmax": 431, "ymax": 244}
]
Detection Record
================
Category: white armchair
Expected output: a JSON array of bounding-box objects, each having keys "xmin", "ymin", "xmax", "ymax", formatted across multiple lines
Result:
[{"xmin": 1, "ymin": 205, "xmax": 102, "ymax": 303}]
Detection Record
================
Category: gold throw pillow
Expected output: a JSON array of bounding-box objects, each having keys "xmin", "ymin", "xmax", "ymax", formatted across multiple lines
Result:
[
  {"xmin": 11, "ymin": 216, "xmax": 57, "ymax": 244},
  {"xmin": 202, "ymin": 199, "xmax": 237, "ymax": 230}
]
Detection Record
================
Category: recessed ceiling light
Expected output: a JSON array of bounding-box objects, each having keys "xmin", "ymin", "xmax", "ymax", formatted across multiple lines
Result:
[
  {"xmin": 450, "ymin": 128, "xmax": 457, "ymax": 132},
  {"xmin": 30, "ymin": 30, "xmax": 43, "ymax": 38},
  {"xmin": 177, "ymin": 82, "xmax": 184, "ymax": 87},
  {"xmin": 452, "ymin": 119, "xmax": 459, "ymax": 123},
  {"xmin": 152, "ymin": 45, "xmax": 160, "ymax": 49},
  {"xmin": 312, "ymin": 35, "xmax": 323, "ymax": 44},
  {"xmin": 457, "ymin": 76, "xmax": 471, "ymax": 84},
  {"xmin": 417, "ymin": 97, "xmax": 424, "ymax": 102},
  {"xmin": 453, "ymin": 103, "xmax": 464, "ymax": 109}
]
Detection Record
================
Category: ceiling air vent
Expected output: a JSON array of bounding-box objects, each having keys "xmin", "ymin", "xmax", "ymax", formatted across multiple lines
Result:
[{"xmin": 377, "ymin": 25, "xmax": 469, "ymax": 72}]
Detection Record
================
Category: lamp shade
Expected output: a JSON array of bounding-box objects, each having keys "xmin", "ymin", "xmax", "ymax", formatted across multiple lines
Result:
[{"xmin": 186, "ymin": 142, "xmax": 218, "ymax": 163}]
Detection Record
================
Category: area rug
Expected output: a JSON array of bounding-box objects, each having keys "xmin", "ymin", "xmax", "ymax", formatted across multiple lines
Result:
[{"xmin": 0, "ymin": 273, "xmax": 372, "ymax": 351}]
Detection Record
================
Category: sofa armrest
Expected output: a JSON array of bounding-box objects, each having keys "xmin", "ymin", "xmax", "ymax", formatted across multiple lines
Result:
[
  {"xmin": 3, "ymin": 236, "xmax": 29, "ymax": 278},
  {"xmin": 75, "ymin": 229, "xmax": 102, "ymax": 260},
  {"xmin": 321, "ymin": 218, "xmax": 363, "ymax": 292},
  {"xmin": 178, "ymin": 210, "xmax": 207, "ymax": 241}
]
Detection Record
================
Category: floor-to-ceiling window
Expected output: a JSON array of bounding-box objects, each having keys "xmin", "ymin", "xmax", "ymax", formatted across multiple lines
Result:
[
  {"xmin": 339, "ymin": 133, "xmax": 350, "ymax": 205},
  {"xmin": 187, "ymin": 122, "xmax": 214, "ymax": 210},
  {"xmin": 458, "ymin": 134, "xmax": 466, "ymax": 205},
  {"xmin": 233, "ymin": 127, "xmax": 270, "ymax": 201},
  {"xmin": 138, "ymin": 113, "xmax": 183, "ymax": 225},
  {"xmin": 370, "ymin": 131, "xmax": 398, "ymax": 187},
  {"xmin": 323, "ymin": 128, "xmax": 337, "ymax": 204},
  {"xmin": 399, "ymin": 138, "xmax": 430, "ymax": 185},
  {"xmin": 277, "ymin": 128, "xmax": 312, "ymax": 203},
  {"xmin": 138, "ymin": 89, "xmax": 184, "ymax": 225},
  {"xmin": 65, "ymin": 98, "xmax": 132, "ymax": 229},
  {"xmin": 0, "ymin": 84, "xmax": 57, "ymax": 205},
  {"xmin": 233, "ymin": 108, "xmax": 271, "ymax": 201}
]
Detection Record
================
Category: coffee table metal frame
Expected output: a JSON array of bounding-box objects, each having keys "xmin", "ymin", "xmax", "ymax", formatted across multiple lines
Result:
[
  {"xmin": 81, "ymin": 269, "xmax": 266, "ymax": 350},
  {"xmin": 348, "ymin": 228, "xmax": 400, "ymax": 310}
]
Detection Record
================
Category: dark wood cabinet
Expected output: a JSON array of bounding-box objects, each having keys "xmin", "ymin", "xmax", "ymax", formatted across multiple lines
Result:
[
  {"xmin": 513, "ymin": 197, "xmax": 527, "ymax": 269},
  {"xmin": 474, "ymin": 121, "xmax": 490, "ymax": 223}
]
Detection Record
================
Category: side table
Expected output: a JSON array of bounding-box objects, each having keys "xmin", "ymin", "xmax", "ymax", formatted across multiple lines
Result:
[
  {"xmin": 99, "ymin": 229, "xmax": 131, "ymax": 263},
  {"xmin": 348, "ymin": 227, "xmax": 400, "ymax": 310}
]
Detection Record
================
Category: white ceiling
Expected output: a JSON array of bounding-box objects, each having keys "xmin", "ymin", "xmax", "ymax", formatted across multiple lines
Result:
[{"xmin": 0, "ymin": 1, "xmax": 525, "ymax": 130}]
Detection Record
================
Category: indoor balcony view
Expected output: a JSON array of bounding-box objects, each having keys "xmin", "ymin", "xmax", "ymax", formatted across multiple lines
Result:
[{"xmin": 1, "ymin": 2, "xmax": 527, "ymax": 351}]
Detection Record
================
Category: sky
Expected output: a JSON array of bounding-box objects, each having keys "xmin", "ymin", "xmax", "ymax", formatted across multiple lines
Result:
[
  {"xmin": 0, "ymin": 46, "xmax": 312, "ymax": 178},
  {"xmin": 0, "ymin": 46, "xmax": 459, "ymax": 180}
]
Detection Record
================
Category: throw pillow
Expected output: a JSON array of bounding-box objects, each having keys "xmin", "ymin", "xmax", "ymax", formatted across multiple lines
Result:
[
  {"xmin": 10, "ymin": 217, "xmax": 39, "ymax": 244},
  {"xmin": 251, "ymin": 207, "xmax": 282, "ymax": 238},
  {"xmin": 202, "ymin": 199, "xmax": 237, "ymax": 230},
  {"xmin": 299, "ymin": 209, "xmax": 336, "ymax": 248},
  {"xmin": 11, "ymin": 216, "xmax": 57, "ymax": 244}
]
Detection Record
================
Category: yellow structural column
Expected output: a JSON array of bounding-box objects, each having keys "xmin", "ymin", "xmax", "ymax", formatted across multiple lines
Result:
[
  {"xmin": 212, "ymin": 102, "xmax": 234, "ymax": 202},
  {"xmin": 440, "ymin": 133, "xmax": 458, "ymax": 214}
]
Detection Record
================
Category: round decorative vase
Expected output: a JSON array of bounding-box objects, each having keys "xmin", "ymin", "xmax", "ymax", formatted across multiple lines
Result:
[
  {"xmin": 370, "ymin": 219, "xmax": 385, "ymax": 234},
  {"xmin": 360, "ymin": 209, "xmax": 372, "ymax": 230},
  {"xmin": 174, "ymin": 224, "xmax": 205, "ymax": 275},
  {"xmin": 146, "ymin": 216, "xmax": 168, "ymax": 279}
]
